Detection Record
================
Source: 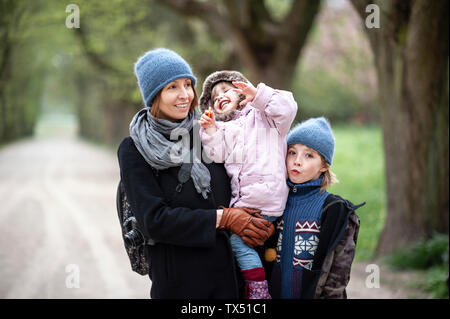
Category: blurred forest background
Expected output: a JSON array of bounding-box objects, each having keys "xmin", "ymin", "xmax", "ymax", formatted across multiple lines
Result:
[{"xmin": 0, "ymin": 0, "xmax": 448, "ymax": 298}]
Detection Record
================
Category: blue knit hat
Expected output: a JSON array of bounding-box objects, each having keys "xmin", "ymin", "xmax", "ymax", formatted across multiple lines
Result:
[
  {"xmin": 134, "ymin": 48, "xmax": 197, "ymax": 107},
  {"xmin": 287, "ymin": 117, "xmax": 335, "ymax": 165}
]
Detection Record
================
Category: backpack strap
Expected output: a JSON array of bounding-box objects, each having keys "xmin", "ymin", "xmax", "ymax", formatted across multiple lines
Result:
[{"xmin": 118, "ymin": 180, "xmax": 155, "ymax": 246}]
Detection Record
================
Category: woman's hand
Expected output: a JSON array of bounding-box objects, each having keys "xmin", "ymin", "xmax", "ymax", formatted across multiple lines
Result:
[
  {"xmin": 218, "ymin": 206, "xmax": 275, "ymax": 248},
  {"xmin": 232, "ymin": 81, "xmax": 257, "ymax": 106},
  {"xmin": 241, "ymin": 213, "xmax": 275, "ymax": 248}
]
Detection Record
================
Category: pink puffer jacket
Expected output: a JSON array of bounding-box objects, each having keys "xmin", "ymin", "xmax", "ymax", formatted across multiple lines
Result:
[{"xmin": 200, "ymin": 83, "xmax": 298, "ymax": 216}]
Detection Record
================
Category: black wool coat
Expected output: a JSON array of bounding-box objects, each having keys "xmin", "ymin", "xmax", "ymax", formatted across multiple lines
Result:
[{"xmin": 118, "ymin": 136, "xmax": 243, "ymax": 299}]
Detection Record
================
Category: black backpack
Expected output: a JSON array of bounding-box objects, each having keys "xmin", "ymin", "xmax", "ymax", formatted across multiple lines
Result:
[{"xmin": 116, "ymin": 180, "xmax": 155, "ymax": 276}]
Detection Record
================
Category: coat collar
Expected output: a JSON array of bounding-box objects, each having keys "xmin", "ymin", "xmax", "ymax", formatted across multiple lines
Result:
[{"xmin": 287, "ymin": 177, "xmax": 323, "ymax": 196}]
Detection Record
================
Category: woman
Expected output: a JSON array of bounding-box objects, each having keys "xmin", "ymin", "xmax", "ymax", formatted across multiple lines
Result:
[{"xmin": 118, "ymin": 48, "xmax": 274, "ymax": 299}]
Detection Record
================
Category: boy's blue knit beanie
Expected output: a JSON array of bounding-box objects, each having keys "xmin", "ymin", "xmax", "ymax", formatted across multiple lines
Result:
[
  {"xmin": 134, "ymin": 48, "xmax": 197, "ymax": 107},
  {"xmin": 287, "ymin": 117, "xmax": 335, "ymax": 165}
]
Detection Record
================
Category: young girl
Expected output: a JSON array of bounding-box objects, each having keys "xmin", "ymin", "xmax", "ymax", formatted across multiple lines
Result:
[
  {"xmin": 268, "ymin": 117, "xmax": 365, "ymax": 299},
  {"xmin": 198, "ymin": 70, "xmax": 298, "ymax": 299}
]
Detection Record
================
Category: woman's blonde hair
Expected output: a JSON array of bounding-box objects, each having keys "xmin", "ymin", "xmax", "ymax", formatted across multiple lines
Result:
[
  {"xmin": 320, "ymin": 156, "xmax": 339, "ymax": 192},
  {"xmin": 150, "ymin": 88, "xmax": 199, "ymax": 120}
]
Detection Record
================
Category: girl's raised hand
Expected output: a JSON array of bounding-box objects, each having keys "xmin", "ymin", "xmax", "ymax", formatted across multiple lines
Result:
[{"xmin": 232, "ymin": 81, "xmax": 257, "ymax": 106}]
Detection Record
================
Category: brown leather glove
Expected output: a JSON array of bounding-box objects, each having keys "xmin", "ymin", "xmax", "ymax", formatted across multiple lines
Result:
[
  {"xmin": 241, "ymin": 212, "xmax": 275, "ymax": 248},
  {"xmin": 218, "ymin": 207, "xmax": 275, "ymax": 248}
]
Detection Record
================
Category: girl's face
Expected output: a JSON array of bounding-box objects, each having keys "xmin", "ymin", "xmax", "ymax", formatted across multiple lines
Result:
[
  {"xmin": 211, "ymin": 82, "xmax": 240, "ymax": 116},
  {"xmin": 156, "ymin": 78, "xmax": 194, "ymax": 122},
  {"xmin": 286, "ymin": 144, "xmax": 328, "ymax": 184}
]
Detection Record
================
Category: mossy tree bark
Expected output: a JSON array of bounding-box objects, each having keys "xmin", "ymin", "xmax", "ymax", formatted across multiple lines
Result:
[{"xmin": 351, "ymin": 0, "xmax": 449, "ymax": 255}]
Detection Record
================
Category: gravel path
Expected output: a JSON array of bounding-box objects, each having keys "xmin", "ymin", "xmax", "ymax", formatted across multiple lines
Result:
[
  {"xmin": 0, "ymin": 136, "xmax": 149, "ymax": 298},
  {"xmin": 347, "ymin": 261, "xmax": 429, "ymax": 299}
]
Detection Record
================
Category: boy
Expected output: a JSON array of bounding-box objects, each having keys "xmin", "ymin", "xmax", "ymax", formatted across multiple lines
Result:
[{"xmin": 269, "ymin": 117, "xmax": 365, "ymax": 299}]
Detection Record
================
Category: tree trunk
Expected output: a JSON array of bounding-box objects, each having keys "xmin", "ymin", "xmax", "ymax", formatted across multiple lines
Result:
[
  {"xmin": 0, "ymin": 0, "xmax": 13, "ymax": 142},
  {"xmin": 351, "ymin": 0, "xmax": 449, "ymax": 255},
  {"xmin": 156, "ymin": 0, "xmax": 321, "ymax": 88}
]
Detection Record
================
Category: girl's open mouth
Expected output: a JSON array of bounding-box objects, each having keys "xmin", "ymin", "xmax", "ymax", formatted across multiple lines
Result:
[{"xmin": 219, "ymin": 100, "xmax": 229, "ymax": 110}]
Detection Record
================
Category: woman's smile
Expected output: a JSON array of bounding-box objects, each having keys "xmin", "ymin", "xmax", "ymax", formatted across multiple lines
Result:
[
  {"xmin": 156, "ymin": 78, "xmax": 194, "ymax": 121},
  {"xmin": 174, "ymin": 102, "xmax": 189, "ymax": 109}
]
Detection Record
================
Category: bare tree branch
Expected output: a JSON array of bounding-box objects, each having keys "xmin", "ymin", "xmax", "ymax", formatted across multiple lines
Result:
[
  {"xmin": 155, "ymin": 0, "xmax": 260, "ymax": 74},
  {"xmin": 155, "ymin": 0, "xmax": 229, "ymax": 36},
  {"xmin": 350, "ymin": 0, "xmax": 412, "ymax": 50},
  {"xmin": 349, "ymin": 0, "xmax": 373, "ymax": 18},
  {"xmin": 280, "ymin": 0, "xmax": 321, "ymax": 53},
  {"xmin": 349, "ymin": 0, "xmax": 380, "ymax": 53},
  {"xmin": 154, "ymin": 0, "xmax": 321, "ymax": 87}
]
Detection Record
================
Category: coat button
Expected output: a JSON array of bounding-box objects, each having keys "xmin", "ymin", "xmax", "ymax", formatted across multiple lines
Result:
[{"xmin": 259, "ymin": 178, "xmax": 264, "ymax": 183}]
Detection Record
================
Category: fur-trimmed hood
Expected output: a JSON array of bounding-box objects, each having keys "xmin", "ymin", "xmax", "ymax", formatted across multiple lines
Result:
[{"xmin": 198, "ymin": 70, "xmax": 249, "ymax": 113}]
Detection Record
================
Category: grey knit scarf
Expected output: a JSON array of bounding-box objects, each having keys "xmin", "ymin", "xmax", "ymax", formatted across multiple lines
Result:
[{"xmin": 129, "ymin": 108, "xmax": 211, "ymax": 199}]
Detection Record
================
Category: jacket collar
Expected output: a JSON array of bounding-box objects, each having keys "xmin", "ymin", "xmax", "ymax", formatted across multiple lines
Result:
[{"xmin": 287, "ymin": 177, "xmax": 323, "ymax": 196}]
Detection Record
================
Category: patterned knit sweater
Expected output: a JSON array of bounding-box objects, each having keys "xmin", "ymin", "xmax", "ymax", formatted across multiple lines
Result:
[{"xmin": 276, "ymin": 177, "xmax": 329, "ymax": 299}]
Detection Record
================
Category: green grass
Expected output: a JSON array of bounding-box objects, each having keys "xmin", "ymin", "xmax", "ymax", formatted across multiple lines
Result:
[
  {"xmin": 327, "ymin": 125, "xmax": 386, "ymax": 261},
  {"xmin": 384, "ymin": 233, "xmax": 449, "ymax": 298}
]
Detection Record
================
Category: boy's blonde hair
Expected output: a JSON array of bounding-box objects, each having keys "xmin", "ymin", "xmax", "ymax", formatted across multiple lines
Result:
[{"xmin": 320, "ymin": 156, "xmax": 339, "ymax": 192}]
